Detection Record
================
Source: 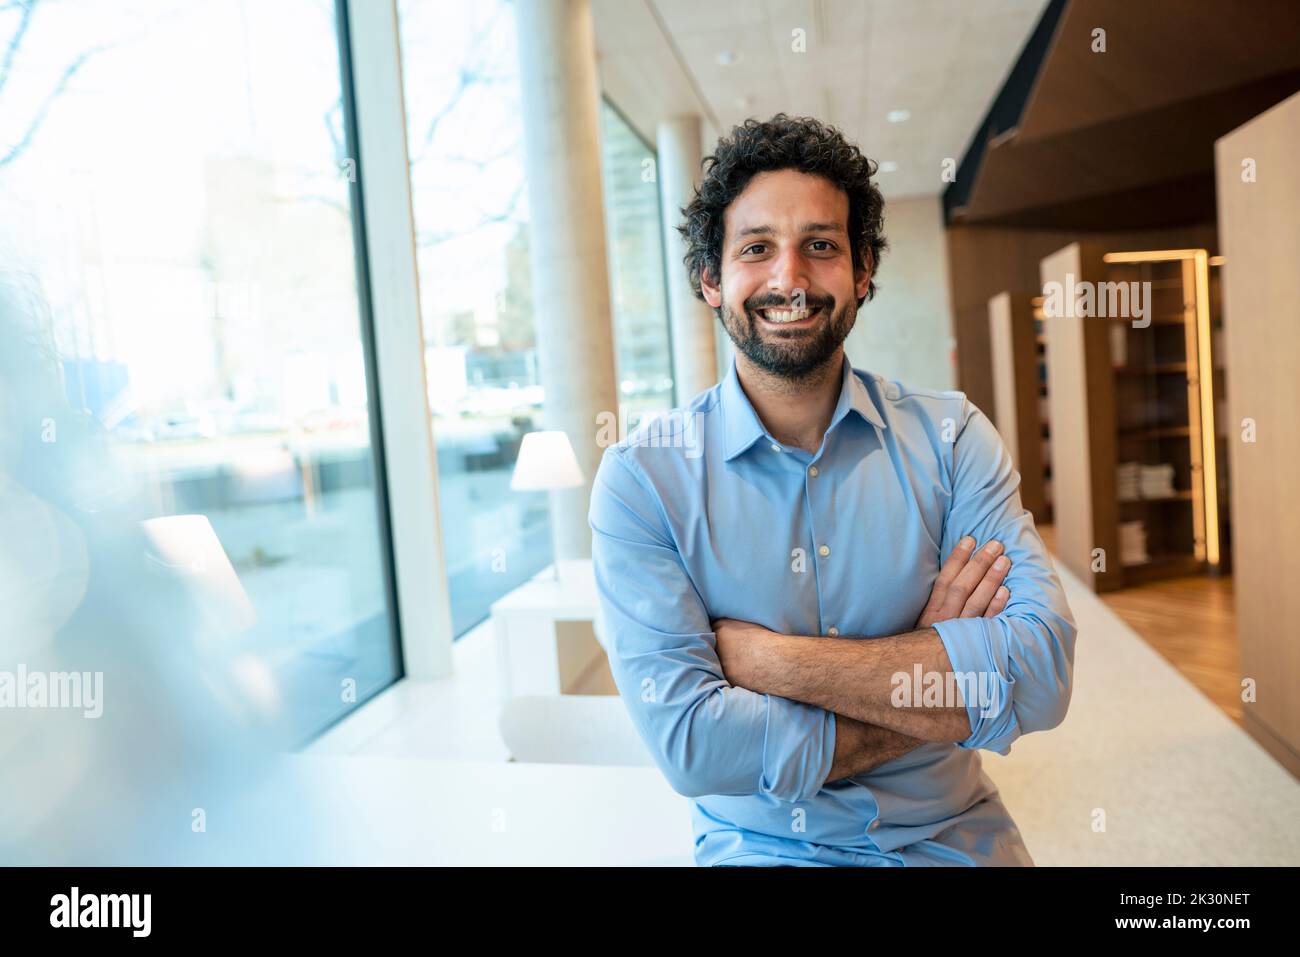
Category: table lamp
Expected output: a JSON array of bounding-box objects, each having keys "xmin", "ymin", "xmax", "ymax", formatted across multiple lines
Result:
[{"xmin": 510, "ymin": 430, "xmax": 584, "ymax": 581}]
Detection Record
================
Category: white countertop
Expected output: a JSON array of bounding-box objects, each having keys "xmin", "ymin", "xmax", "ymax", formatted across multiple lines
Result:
[{"xmin": 223, "ymin": 754, "xmax": 696, "ymax": 866}]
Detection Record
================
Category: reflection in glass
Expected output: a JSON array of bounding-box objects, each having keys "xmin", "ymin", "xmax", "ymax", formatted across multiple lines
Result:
[{"xmin": 600, "ymin": 100, "xmax": 675, "ymax": 420}]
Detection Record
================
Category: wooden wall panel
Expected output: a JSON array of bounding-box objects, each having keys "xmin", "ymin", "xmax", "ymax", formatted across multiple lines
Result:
[
  {"xmin": 1215, "ymin": 90, "xmax": 1300, "ymax": 776},
  {"xmin": 988, "ymin": 291, "xmax": 1047, "ymax": 521},
  {"xmin": 1040, "ymin": 242, "xmax": 1121, "ymax": 593}
]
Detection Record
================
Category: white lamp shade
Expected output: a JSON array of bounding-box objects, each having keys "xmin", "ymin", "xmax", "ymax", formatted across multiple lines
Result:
[{"xmin": 511, "ymin": 430, "xmax": 584, "ymax": 491}]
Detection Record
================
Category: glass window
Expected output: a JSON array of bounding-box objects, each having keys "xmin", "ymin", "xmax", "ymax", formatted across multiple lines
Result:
[
  {"xmin": 0, "ymin": 0, "xmax": 400, "ymax": 743},
  {"xmin": 397, "ymin": 0, "xmax": 551, "ymax": 637},
  {"xmin": 599, "ymin": 100, "xmax": 675, "ymax": 419},
  {"xmin": 397, "ymin": 6, "xmax": 676, "ymax": 637}
]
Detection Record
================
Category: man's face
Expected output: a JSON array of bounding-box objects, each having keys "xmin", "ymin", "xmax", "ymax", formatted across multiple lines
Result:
[{"xmin": 700, "ymin": 169, "xmax": 871, "ymax": 380}]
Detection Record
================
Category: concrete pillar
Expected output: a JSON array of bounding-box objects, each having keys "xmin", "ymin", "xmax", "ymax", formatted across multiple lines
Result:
[
  {"xmin": 515, "ymin": 0, "xmax": 619, "ymax": 561},
  {"xmin": 656, "ymin": 115, "xmax": 721, "ymax": 402}
]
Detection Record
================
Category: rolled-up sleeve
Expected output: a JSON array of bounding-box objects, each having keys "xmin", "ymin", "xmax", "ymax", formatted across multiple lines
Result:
[
  {"xmin": 931, "ymin": 402, "xmax": 1077, "ymax": 756},
  {"xmin": 589, "ymin": 448, "xmax": 835, "ymax": 801}
]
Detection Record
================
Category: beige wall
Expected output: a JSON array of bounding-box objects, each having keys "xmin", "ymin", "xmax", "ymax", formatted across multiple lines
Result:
[
  {"xmin": 844, "ymin": 195, "xmax": 956, "ymax": 391},
  {"xmin": 1216, "ymin": 89, "xmax": 1300, "ymax": 776}
]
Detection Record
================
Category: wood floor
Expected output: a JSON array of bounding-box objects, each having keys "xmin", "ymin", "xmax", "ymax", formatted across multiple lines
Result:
[{"xmin": 1038, "ymin": 523, "xmax": 1242, "ymax": 725}]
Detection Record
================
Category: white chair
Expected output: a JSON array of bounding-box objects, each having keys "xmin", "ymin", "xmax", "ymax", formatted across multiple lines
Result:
[{"xmin": 498, "ymin": 695, "xmax": 654, "ymax": 767}]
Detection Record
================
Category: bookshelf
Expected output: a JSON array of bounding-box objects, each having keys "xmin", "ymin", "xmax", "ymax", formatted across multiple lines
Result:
[
  {"xmin": 1040, "ymin": 243, "xmax": 1228, "ymax": 591},
  {"xmin": 1103, "ymin": 249, "xmax": 1228, "ymax": 583}
]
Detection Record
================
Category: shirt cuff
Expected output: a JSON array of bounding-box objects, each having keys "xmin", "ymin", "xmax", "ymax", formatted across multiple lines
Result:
[
  {"xmin": 932, "ymin": 617, "xmax": 1020, "ymax": 755},
  {"xmin": 759, "ymin": 695, "xmax": 835, "ymax": 802}
]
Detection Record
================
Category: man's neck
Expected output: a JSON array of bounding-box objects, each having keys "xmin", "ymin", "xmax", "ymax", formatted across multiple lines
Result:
[{"xmin": 735, "ymin": 349, "xmax": 845, "ymax": 453}]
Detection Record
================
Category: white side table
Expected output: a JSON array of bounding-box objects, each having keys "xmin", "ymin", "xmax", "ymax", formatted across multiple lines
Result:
[{"xmin": 490, "ymin": 559, "xmax": 605, "ymax": 701}]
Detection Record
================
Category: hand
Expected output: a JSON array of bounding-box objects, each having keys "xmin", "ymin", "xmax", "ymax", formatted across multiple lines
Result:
[
  {"xmin": 916, "ymin": 536, "xmax": 1011, "ymax": 628},
  {"xmin": 710, "ymin": 618, "xmax": 775, "ymax": 690}
]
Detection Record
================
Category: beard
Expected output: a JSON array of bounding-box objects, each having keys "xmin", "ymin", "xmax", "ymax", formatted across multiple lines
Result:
[{"xmin": 719, "ymin": 291, "xmax": 858, "ymax": 380}]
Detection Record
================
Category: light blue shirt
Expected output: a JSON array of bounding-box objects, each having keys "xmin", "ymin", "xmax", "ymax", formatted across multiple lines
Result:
[{"xmin": 589, "ymin": 355, "xmax": 1077, "ymax": 866}]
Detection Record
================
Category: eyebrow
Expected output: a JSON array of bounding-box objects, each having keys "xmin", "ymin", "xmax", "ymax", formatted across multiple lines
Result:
[{"xmin": 733, "ymin": 221, "xmax": 845, "ymax": 243}]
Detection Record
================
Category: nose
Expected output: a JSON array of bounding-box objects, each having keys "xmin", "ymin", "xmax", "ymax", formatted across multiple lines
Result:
[{"xmin": 767, "ymin": 247, "xmax": 810, "ymax": 303}]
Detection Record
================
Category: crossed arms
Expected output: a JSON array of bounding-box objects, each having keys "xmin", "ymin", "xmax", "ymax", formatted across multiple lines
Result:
[
  {"xmin": 712, "ymin": 537, "xmax": 1016, "ymax": 782},
  {"xmin": 588, "ymin": 408, "xmax": 1077, "ymax": 802}
]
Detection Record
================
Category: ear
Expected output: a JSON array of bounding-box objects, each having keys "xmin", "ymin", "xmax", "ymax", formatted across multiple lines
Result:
[
  {"xmin": 854, "ymin": 251, "xmax": 873, "ymax": 302},
  {"xmin": 700, "ymin": 263, "xmax": 723, "ymax": 309}
]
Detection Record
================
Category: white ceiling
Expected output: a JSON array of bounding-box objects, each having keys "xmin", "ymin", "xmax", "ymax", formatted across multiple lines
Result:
[{"xmin": 593, "ymin": 0, "xmax": 1050, "ymax": 199}]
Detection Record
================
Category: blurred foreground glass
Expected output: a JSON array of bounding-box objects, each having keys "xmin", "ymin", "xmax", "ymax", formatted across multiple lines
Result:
[{"xmin": 0, "ymin": 0, "xmax": 401, "ymax": 752}]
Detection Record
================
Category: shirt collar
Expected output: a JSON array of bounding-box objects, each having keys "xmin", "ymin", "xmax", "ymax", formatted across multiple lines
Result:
[{"xmin": 721, "ymin": 354, "xmax": 887, "ymax": 462}]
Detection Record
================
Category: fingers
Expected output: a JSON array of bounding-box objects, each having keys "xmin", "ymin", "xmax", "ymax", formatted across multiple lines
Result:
[
  {"xmin": 984, "ymin": 586, "xmax": 1010, "ymax": 618},
  {"xmin": 918, "ymin": 537, "xmax": 1015, "ymax": 628},
  {"xmin": 935, "ymin": 535, "xmax": 976, "ymax": 590},
  {"xmin": 918, "ymin": 535, "xmax": 975, "ymax": 623},
  {"xmin": 936, "ymin": 539, "xmax": 1010, "ymax": 620},
  {"xmin": 960, "ymin": 550, "xmax": 1012, "ymax": 617},
  {"xmin": 948, "ymin": 539, "xmax": 1002, "ymax": 609}
]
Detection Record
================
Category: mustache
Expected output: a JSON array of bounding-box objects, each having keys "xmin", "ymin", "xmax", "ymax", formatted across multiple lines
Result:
[{"xmin": 745, "ymin": 294, "xmax": 836, "ymax": 311}]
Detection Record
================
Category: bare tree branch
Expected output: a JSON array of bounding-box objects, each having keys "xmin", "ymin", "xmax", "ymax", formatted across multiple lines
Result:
[
  {"xmin": 415, "ymin": 181, "xmax": 523, "ymax": 248},
  {"xmin": 441, "ymin": 143, "xmax": 520, "ymax": 168},
  {"xmin": 408, "ymin": 0, "xmax": 509, "ymax": 167},
  {"xmin": 325, "ymin": 99, "xmax": 345, "ymax": 161},
  {"xmin": 0, "ymin": 42, "xmax": 109, "ymax": 168},
  {"xmin": 0, "ymin": 0, "xmax": 36, "ymax": 97}
]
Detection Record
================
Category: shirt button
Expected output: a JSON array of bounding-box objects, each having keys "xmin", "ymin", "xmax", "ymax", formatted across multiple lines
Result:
[
  {"xmin": 818, "ymin": 544, "xmax": 830, "ymax": 557},
  {"xmin": 808, "ymin": 466, "xmax": 819, "ymax": 477},
  {"xmin": 827, "ymin": 626, "xmax": 839, "ymax": 637},
  {"xmin": 770, "ymin": 443, "xmax": 781, "ymax": 452}
]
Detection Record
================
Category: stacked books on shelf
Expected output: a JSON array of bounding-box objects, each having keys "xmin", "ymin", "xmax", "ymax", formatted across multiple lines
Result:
[
  {"xmin": 1119, "ymin": 520, "xmax": 1150, "ymax": 566},
  {"xmin": 1117, "ymin": 462, "xmax": 1177, "ymax": 501}
]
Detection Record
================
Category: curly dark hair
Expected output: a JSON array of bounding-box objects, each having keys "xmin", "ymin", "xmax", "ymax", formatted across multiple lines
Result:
[{"xmin": 678, "ymin": 113, "xmax": 887, "ymax": 309}]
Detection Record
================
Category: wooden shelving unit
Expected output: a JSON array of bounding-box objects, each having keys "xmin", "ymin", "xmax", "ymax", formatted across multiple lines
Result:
[
  {"xmin": 1039, "ymin": 243, "xmax": 1229, "ymax": 592},
  {"xmin": 1103, "ymin": 249, "xmax": 1229, "ymax": 582}
]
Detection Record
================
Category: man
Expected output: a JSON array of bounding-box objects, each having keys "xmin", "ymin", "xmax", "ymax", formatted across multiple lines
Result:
[{"xmin": 588, "ymin": 114, "xmax": 1076, "ymax": 866}]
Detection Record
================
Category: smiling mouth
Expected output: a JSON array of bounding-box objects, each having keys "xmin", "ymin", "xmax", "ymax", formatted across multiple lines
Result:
[{"xmin": 755, "ymin": 305, "xmax": 824, "ymax": 326}]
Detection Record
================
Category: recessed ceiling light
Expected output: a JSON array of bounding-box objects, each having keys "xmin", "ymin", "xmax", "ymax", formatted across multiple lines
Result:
[
  {"xmin": 886, "ymin": 109, "xmax": 911, "ymax": 123},
  {"xmin": 878, "ymin": 161, "xmax": 898, "ymax": 173},
  {"xmin": 717, "ymin": 50, "xmax": 739, "ymax": 66},
  {"xmin": 735, "ymin": 96, "xmax": 751, "ymax": 109}
]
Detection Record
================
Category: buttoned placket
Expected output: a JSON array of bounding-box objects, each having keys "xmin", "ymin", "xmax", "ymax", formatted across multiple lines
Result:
[
  {"xmin": 763, "ymin": 407, "xmax": 859, "ymax": 642},
  {"xmin": 800, "ymin": 443, "xmax": 838, "ymax": 640}
]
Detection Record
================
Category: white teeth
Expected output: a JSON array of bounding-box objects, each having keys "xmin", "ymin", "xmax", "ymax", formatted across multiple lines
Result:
[{"xmin": 761, "ymin": 307, "xmax": 816, "ymax": 324}]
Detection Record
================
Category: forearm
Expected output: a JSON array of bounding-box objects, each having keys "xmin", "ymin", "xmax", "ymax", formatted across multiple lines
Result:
[
  {"xmin": 754, "ymin": 629, "xmax": 972, "ymax": 742},
  {"xmin": 826, "ymin": 714, "xmax": 927, "ymax": 782}
]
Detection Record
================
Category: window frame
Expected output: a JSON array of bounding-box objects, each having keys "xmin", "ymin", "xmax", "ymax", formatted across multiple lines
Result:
[
  {"xmin": 598, "ymin": 94, "xmax": 680, "ymax": 409},
  {"xmin": 335, "ymin": 0, "xmax": 455, "ymax": 684}
]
